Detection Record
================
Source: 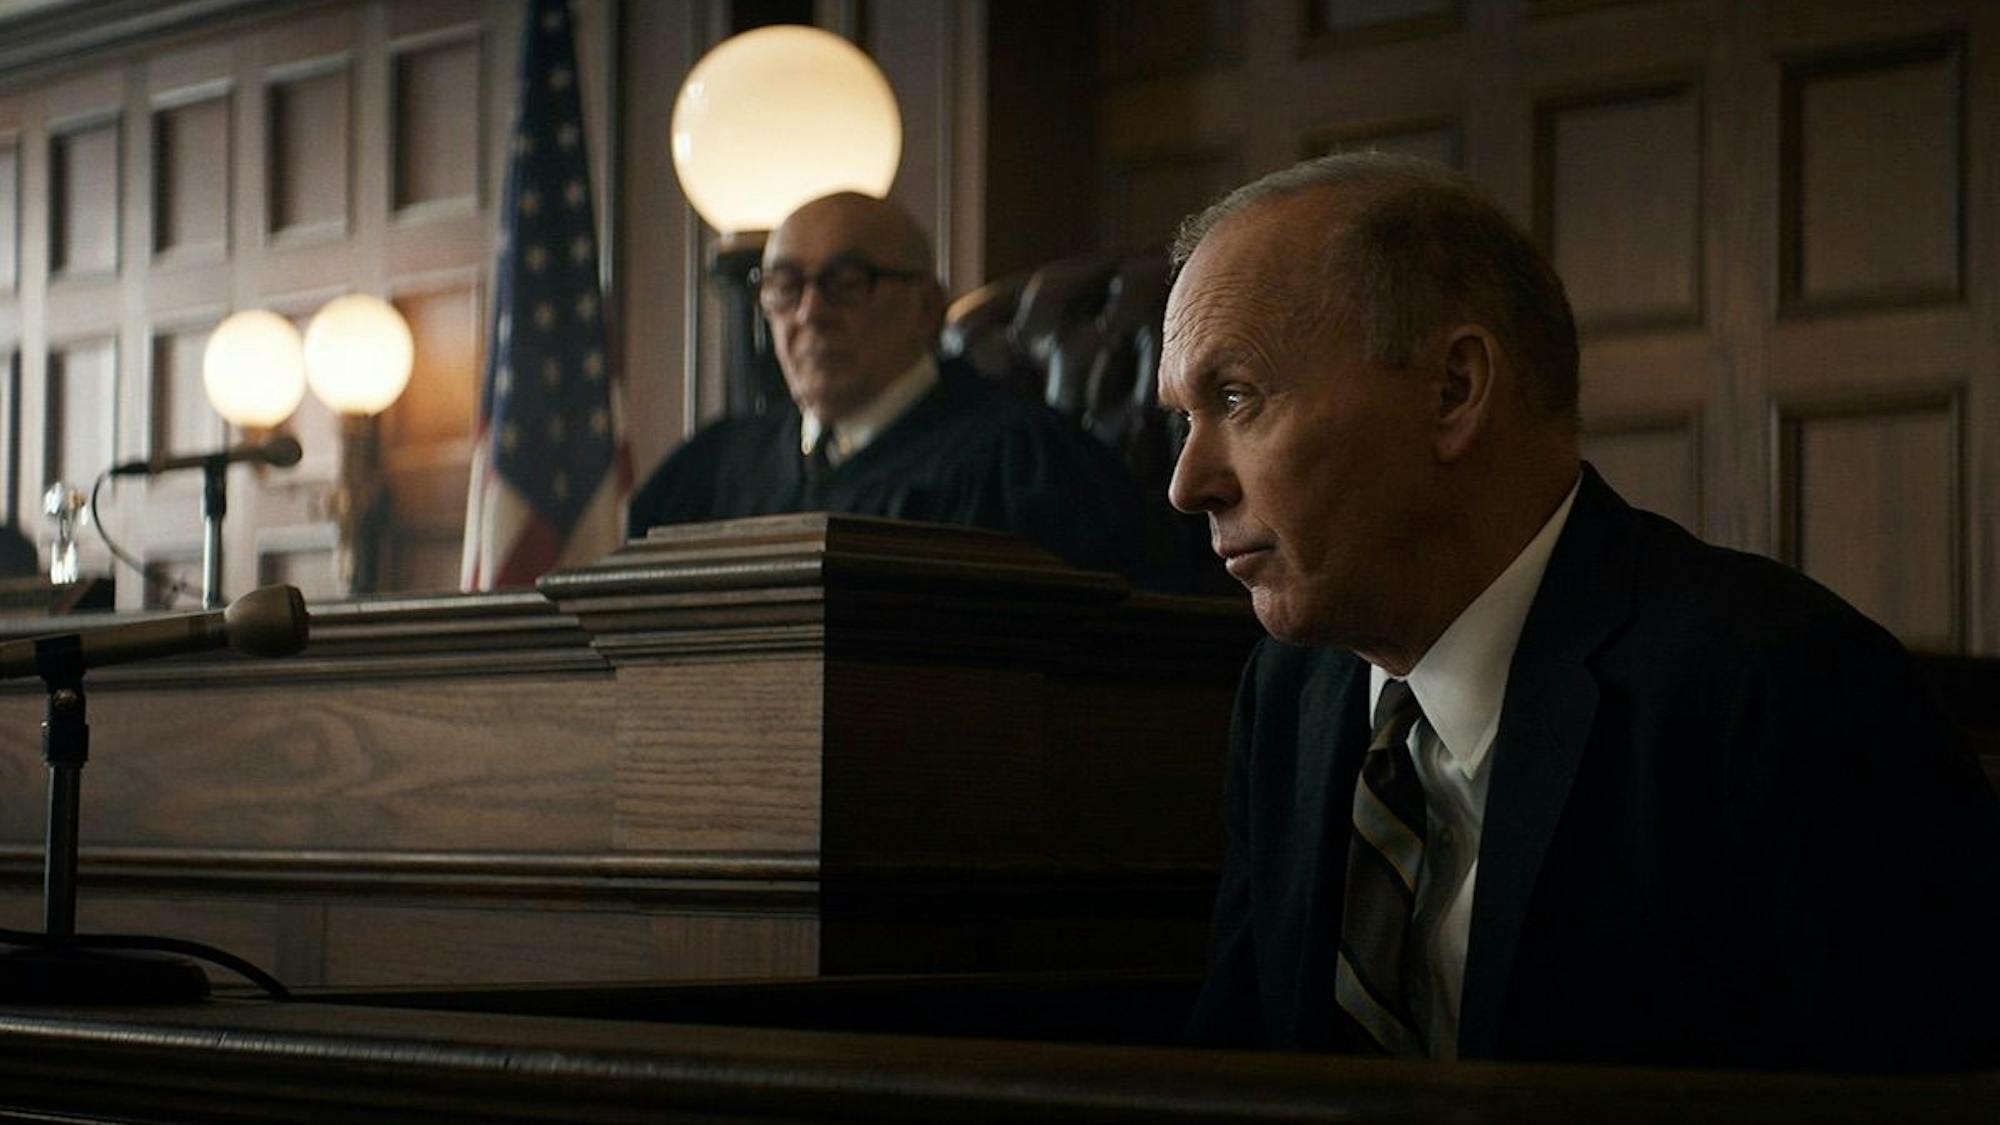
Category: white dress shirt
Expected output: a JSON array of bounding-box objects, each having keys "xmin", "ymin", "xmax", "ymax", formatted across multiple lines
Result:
[
  {"xmin": 1366, "ymin": 477, "xmax": 1579, "ymax": 1059},
  {"xmin": 798, "ymin": 354, "xmax": 939, "ymax": 466}
]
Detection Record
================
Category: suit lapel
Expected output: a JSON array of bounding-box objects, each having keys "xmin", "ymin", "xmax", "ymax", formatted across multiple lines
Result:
[{"xmin": 1457, "ymin": 466, "xmax": 1635, "ymax": 1058}]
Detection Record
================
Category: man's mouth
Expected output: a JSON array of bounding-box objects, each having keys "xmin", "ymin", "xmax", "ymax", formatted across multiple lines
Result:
[{"xmin": 1217, "ymin": 543, "xmax": 1272, "ymax": 579}]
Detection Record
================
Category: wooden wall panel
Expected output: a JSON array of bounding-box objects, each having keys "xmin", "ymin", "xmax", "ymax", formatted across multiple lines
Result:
[
  {"xmin": 257, "ymin": 524, "xmax": 341, "ymax": 601},
  {"xmin": 382, "ymin": 282, "xmax": 478, "ymax": 593},
  {"xmin": 1780, "ymin": 399, "xmax": 1960, "ymax": 652},
  {"xmin": 1310, "ymin": 0, "xmax": 1458, "ymax": 39},
  {"xmin": 44, "ymin": 337, "xmax": 116, "ymax": 489},
  {"xmin": 151, "ymin": 93, "xmax": 230, "ymax": 262},
  {"xmin": 386, "ymin": 284, "xmax": 477, "ymax": 450},
  {"xmin": 1, "ymin": 351, "xmax": 15, "ymax": 525},
  {"xmin": 47, "ymin": 118, "xmax": 119, "ymax": 278},
  {"xmin": 0, "ymin": 140, "xmax": 15, "ymax": 293},
  {"xmin": 1107, "ymin": 149, "xmax": 1238, "ymax": 252},
  {"xmin": 1538, "ymin": 84, "xmax": 1701, "ymax": 329},
  {"xmin": 265, "ymin": 60, "xmax": 351, "ymax": 241},
  {"xmin": 391, "ymin": 33, "xmax": 480, "ymax": 216},
  {"xmin": 147, "ymin": 322, "xmax": 223, "ymax": 460},
  {"xmin": 1101, "ymin": 0, "xmax": 1243, "ymax": 80},
  {"xmin": 1581, "ymin": 418, "xmax": 1700, "ymax": 533},
  {"xmin": 1783, "ymin": 38, "xmax": 1962, "ymax": 308},
  {"xmin": 1310, "ymin": 118, "xmax": 1459, "ymax": 166}
]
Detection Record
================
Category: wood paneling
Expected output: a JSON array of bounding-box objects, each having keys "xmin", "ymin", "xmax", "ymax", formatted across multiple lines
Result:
[
  {"xmin": 1779, "ymin": 396, "xmax": 1960, "ymax": 652},
  {"xmin": 1309, "ymin": 117, "xmax": 1460, "ymax": 167},
  {"xmin": 0, "ymin": 141, "xmax": 16, "ymax": 293},
  {"xmin": 257, "ymin": 525, "xmax": 341, "ymax": 601},
  {"xmin": 613, "ymin": 660, "xmax": 824, "ymax": 854},
  {"xmin": 151, "ymin": 93, "xmax": 230, "ymax": 262},
  {"xmin": 1537, "ymin": 82, "xmax": 1701, "ymax": 329},
  {"xmin": 1582, "ymin": 417, "xmax": 1700, "ymax": 533},
  {"xmin": 1307, "ymin": 0, "xmax": 1460, "ymax": 44},
  {"xmin": 0, "ymin": 351, "xmax": 15, "ymax": 525},
  {"xmin": 386, "ymin": 284, "xmax": 478, "ymax": 450},
  {"xmin": 47, "ymin": 118, "xmax": 118, "ymax": 278},
  {"xmin": 1101, "ymin": 0, "xmax": 1243, "ymax": 81},
  {"xmin": 1107, "ymin": 148, "xmax": 1238, "ymax": 252},
  {"xmin": 44, "ymin": 336, "xmax": 116, "ymax": 489},
  {"xmin": 265, "ymin": 59, "xmax": 351, "ymax": 241},
  {"xmin": 391, "ymin": 33, "xmax": 480, "ymax": 216},
  {"xmin": 148, "ymin": 323, "xmax": 222, "ymax": 461},
  {"xmin": 1782, "ymin": 37, "xmax": 1962, "ymax": 309}
]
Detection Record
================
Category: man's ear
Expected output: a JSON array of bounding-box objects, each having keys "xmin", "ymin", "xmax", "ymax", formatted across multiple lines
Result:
[{"xmin": 1435, "ymin": 325, "xmax": 1499, "ymax": 463}]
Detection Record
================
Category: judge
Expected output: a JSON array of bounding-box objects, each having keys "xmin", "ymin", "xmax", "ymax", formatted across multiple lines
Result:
[{"xmin": 628, "ymin": 192, "xmax": 1152, "ymax": 578}]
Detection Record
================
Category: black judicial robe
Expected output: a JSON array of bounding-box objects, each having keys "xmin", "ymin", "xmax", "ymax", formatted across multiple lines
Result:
[
  {"xmin": 628, "ymin": 358, "xmax": 1153, "ymax": 577},
  {"xmin": 1188, "ymin": 465, "xmax": 2000, "ymax": 1071}
]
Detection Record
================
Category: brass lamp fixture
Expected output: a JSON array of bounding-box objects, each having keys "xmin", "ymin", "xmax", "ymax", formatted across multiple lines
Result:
[{"xmin": 303, "ymin": 294, "xmax": 414, "ymax": 594}]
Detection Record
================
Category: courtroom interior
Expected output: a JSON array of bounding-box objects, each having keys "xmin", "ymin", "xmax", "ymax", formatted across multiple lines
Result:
[{"xmin": 0, "ymin": 0, "xmax": 1995, "ymax": 1118}]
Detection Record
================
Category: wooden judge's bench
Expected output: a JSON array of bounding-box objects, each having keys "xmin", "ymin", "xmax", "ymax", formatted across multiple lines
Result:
[
  {"xmin": 0, "ymin": 515, "xmax": 1255, "ymax": 987},
  {"xmin": 0, "ymin": 516, "xmax": 1993, "ymax": 1121}
]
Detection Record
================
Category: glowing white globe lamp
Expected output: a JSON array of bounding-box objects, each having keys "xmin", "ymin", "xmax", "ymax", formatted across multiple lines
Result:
[
  {"xmin": 202, "ymin": 310, "xmax": 306, "ymax": 428},
  {"xmin": 671, "ymin": 25, "xmax": 902, "ymax": 234},
  {"xmin": 303, "ymin": 294, "xmax": 414, "ymax": 417}
]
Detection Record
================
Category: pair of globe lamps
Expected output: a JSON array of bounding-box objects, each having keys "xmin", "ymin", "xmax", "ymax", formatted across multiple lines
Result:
[
  {"xmin": 194, "ymin": 294, "xmax": 414, "ymax": 600},
  {"xmin": 201, "ymin": 295, "xmax": 414, "ymax": 431}
]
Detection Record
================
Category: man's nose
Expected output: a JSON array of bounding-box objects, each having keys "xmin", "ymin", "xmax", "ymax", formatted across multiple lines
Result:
[
  {"xmin": 1166, "ymin": 426, "xmax": 1237, "ymax": 514},
  {"xmin": 791, "ymin": 279, "xmax": 840, "ymax": 324}
]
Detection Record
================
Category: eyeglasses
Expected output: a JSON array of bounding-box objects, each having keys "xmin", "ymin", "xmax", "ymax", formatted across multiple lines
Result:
[{"xmin": 754, "ymin": 258, "xmax": 925, "ymax": 312}]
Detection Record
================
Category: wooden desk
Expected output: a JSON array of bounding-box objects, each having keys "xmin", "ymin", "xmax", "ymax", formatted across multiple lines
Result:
[
  {"xmin": 0, "ymin": 988, "xmax": 1988, "ymax": 1123},
  {"xmin": 0, "ymin": 516, "xmax": 1258, "ymax": 989}
]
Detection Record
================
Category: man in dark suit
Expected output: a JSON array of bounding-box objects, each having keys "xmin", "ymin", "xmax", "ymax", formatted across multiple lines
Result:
[
  {"xmin": 1161, "ymin": 153, "xmax": 2000, "ymax": 1070},
  {"xmin": 628, "ymin": 192, "xmax": 1156, "ymax": 579}
]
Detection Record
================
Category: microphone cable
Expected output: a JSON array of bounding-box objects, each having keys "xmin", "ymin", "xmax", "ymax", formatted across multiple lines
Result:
[
  {"xmin": 88, "ymin": 468, "xmax": 199, "ymax": 609},
  {"xmin": 0, "ymin": 925, "xmax": 291, "ymax": 999}
]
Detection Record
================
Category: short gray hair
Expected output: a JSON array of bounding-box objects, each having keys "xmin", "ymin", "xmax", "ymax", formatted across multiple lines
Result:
[{"xmin": 1171, "ymin": 153, "xmax": 1579, "ymax": 419}]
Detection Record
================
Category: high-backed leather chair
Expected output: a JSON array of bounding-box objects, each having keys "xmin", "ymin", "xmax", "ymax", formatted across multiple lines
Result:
[{"xmin": 943, "ymin": 250, "xmax": 1225, "ymax": 592}]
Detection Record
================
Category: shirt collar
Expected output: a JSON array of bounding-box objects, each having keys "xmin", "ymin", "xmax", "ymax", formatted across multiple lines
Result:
[
  {"xmin": 1369, "ymin": 475, "xmax": 1580, "ymax": 778},
  {"xmin": 799, "ymin": 353, "xmax": 939, "ymax": 465}
]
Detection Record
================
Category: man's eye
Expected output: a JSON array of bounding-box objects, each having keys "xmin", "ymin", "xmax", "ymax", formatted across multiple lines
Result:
[
  {"xmin": 820, "ymin": 264, "xmax": 872, "ymax": 298},
  {"xmin": 1220, "ymin": 386, "xmax": 1252, "ymax": 412}
]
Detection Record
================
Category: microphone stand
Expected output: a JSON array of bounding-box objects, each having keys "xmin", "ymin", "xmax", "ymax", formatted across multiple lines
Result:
[
  {"xmin": 201, "ymin": 455, "xmax": 227, "ymax": 610},
  {"xmin": 0, "ymin": 640, "xmax": 209, "ymax": 1001}
]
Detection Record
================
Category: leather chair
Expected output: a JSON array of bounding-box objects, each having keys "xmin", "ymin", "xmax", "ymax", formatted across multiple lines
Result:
[{"xmin": 943, "ymin": 250, "xmax": 1226, "ymax": 592}]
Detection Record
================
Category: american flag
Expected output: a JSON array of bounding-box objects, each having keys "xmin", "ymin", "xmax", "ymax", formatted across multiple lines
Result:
[{"xmin": 461, "ymin": 0, "xmax": 632, "ymax": 590}]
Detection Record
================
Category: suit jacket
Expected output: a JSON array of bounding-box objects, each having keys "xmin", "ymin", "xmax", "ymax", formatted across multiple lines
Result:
[{"xmin": 1188, "ymin": 466, "xmax": 2000, "ymax": 1070}]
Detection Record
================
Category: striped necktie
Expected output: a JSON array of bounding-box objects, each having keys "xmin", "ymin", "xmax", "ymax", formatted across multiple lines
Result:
[{"xmin": 1335, "ymin": 678, "xmax": 1429, "ymax": 1057}]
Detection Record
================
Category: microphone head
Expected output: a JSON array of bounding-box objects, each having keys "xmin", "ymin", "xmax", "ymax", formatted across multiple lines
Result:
[
  {"xmin": 224, "ymin": 584, "xmax": 310, "ymax": 658},
  {"xmin": 261, "ymin": 434, "xmax": 304, "ymax": 469}
]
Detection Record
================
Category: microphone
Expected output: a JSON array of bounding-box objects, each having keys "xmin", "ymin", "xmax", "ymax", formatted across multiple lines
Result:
[
  {"xmin": 108, "ymin": 435, "xmax": 302, "ymax": 477},
  {"xmin": 0, "ymin": 584, "xmax": 310, "ymax": 681}
]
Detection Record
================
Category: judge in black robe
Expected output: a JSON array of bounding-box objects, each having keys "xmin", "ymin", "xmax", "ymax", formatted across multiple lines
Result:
[
  {"xmin": 627, "ymin": 191, "xmax": 1162, "ymax": 580},
  {"xmin": 628, "ymin": 355, "xmax": 1150, "ymax": 576}
]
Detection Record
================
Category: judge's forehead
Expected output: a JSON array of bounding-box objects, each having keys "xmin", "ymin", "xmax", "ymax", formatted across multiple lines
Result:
[{"xmin": 766, "ymin": 194, "xmax": 930, "ymax": 269}]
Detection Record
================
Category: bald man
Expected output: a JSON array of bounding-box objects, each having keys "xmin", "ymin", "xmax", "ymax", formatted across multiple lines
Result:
[{"xmin": 628, "ymin": 192, "xmax": 1150, "ymax": 577}]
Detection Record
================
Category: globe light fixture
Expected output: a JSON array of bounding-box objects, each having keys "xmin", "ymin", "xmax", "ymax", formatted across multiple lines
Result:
[
  {"xmin": 300, "ymin": 293, "xmax": 414, "ymax": 596},
  {"xmin": 671, "ymin": 24, "xmax": 902, "ymax": 235},
  {"xmin": 202, "ymin": 309, "xmax": 306, "ymax": 429},
  {"xmin": 303, "ymin": 294, "xmax": 415, "ymax": 416}
]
